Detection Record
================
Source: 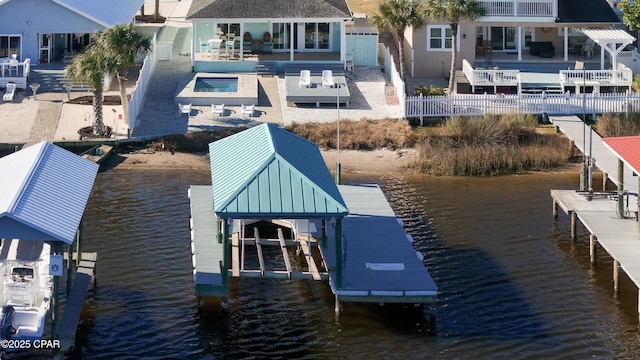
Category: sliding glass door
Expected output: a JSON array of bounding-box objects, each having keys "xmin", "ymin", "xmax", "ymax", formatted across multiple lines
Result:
[{"xmin": 490, "ymin": 27, "xmax": 517, "ymax": 51}]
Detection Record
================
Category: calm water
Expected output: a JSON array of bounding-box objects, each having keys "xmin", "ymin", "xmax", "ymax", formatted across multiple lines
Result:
[{"xmin": 15, "ymin": 169, "xmax": 640, "ymax": 359}]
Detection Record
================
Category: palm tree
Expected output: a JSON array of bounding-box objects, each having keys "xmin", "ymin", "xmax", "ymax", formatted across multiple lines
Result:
[
  {"xmin": 98, "ymin": 23, "xmax": 152, "ymax": 126},
  {"xmin": 371, "ymin": 0, "xmax": 427, "ymax": 81},
  {"xmin": 65, "ymin": 44, "xmax": 112, "ymax": 136},
  {"xmin": 154, "ymin": 0, "xmax": 161, "ymax": 21},
  {"xmin": 424, "ymin": 0, "xmax": 486, "ymax": 94}
]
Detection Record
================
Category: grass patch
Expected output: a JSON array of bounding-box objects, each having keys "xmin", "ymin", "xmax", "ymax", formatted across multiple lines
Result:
[
  {"xmin": 407, "ymin": 114, "xmax": 572, "ymax": 176},
  {"xmin": 287, "ymin": 118, "xmax": 417, "ymax": 150},
  {"xmin": 594, "ymin": 112, "xmax": 640, "ymax": 138}
]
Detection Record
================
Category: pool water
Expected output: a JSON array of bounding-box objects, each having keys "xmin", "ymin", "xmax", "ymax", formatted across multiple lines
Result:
[{"xmin": 194, "ymin": 77, "xmax": 239, "ymax": 92}]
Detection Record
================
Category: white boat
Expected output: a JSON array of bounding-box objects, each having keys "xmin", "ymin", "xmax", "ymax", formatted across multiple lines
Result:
[{"xmin": 0, "ymin": 239, "xmax": 52, "ymax": 345}]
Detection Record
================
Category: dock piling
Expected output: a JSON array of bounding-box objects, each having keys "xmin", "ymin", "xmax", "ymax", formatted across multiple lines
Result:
[
  {"xmin": 570, "ymin": 212, "xmax": 577, "ymax": 239},
  {"xmin": 613, "ymin": 259, "xmax": 620, "ymax": 294},
  {"xmin": 590, "ymin": 234, "xmax": 597, "ymax": 264}
]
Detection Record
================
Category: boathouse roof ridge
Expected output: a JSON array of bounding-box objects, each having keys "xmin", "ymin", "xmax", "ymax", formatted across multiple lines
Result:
[
  {"xmin": 208, "ymin": 123, "xmax": 348, "ymax": 218},
  {"xmin": 602, "ymin": 136, "xmax": 640, "ymax": 175},
  {"xmin": 0, "ymin": 141, "xmax": 98, "ymax": 244}
]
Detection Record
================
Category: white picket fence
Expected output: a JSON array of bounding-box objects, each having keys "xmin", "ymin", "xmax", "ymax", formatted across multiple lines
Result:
[{"xmin": 405, "ymin": 91, "xmax": 640, "ymax": 122}]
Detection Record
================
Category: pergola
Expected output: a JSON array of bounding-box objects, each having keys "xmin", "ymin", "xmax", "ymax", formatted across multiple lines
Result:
[{"xmin": 582, "ymin": 29, "xmax": 636, "ymax": 70}]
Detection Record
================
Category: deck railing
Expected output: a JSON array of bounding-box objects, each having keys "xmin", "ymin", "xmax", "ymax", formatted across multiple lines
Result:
[
  {"xmin": 405, "ymin": 91, "xmax": 640, "ymax": 121},
  {"xmin": 462, "ymin": 59, "xmax": 520, "ymax": 92},
  {"xmin": 559, "ymin": 68, "xmax": 633, "ymax": 91},
  {"xmin": 479, "ymin": 0, "xmax": 555, "ymax": 17}
]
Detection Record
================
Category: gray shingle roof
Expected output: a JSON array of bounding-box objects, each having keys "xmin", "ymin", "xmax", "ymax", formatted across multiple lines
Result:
[
  {"xmin": 557, "ymin": 0, "xmax": 620, "ymax": 24},
  {"xmin": 187, "ymin": 0, "xmax": 352, "ymax": 20}
]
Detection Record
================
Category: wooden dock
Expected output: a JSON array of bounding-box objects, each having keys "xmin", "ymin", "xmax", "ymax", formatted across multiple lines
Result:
[
  {"xmin": 552, "ymin": 189, "xmax": 640, "ymax": 287},
  {"xmin": 324, "ymin": 184, "xmax": 438, "ymax": 311},
  {"xmin": 549, "ymin": 115, "xmax": 638, "ymax": 192},
  {"xmin": 189, "ymin": 186, "xmax": 227, "ymax": 297},
  {"xmin": 57, "ymin": 252, "xmax": 97, "ymax": 353},
  {"xmin": 188, "ymin": 184, "xmax": 438, "ymax": 316}
]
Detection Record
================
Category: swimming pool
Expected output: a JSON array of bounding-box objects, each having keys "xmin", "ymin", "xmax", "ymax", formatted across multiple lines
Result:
[
  {"xmin": 194, "ymin": 77, "xmax": 239, "ymax": 92},
  {"xmin": 175, "ymin": 73, "xmax": 258, "ymax": 106}
]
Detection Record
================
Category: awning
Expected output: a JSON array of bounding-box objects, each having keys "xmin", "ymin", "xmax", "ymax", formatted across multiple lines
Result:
[{"xmin": 581, "ymin": 29, "xmax": 636, "ymax": 70}]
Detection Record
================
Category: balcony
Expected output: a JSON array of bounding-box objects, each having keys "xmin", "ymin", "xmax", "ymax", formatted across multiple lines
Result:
[{"xmin": 479, "ymin": 0, "xmax": 556, "ymax": 20}]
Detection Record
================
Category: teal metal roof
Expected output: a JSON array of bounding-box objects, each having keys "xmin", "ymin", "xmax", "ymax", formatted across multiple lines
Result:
[{"xmin": 209, "ymin": 123, "xmax": 348, "ymax": 218}]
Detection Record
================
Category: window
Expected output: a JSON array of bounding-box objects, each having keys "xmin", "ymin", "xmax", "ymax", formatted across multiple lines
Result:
[
  {"xmin": 427, "ymin": 25, "xmax": 457, "ymax": 51},
  {"xmin": 0, "ymin": 35, "xmax": 21, "ymax": 58}
]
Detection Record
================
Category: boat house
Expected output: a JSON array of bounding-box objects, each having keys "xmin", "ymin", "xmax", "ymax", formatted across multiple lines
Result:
[{"xmin": 189, "ymin": 123, "xmax": 438, "ymax": 316}]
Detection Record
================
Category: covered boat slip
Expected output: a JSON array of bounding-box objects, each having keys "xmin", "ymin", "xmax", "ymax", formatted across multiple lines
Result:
[
  {"xmin": 188, "ymin": 184, "xmax": 438, "ymax": 309},
  {"xmin": 323, "ymin": 184, "xmax": 438, "ymax": 306}
]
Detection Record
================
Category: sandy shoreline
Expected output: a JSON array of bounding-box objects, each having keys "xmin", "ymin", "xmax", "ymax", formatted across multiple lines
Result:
[{"xmin": 105, "ymin": 148, "xmax": 419, "ymax": 174}]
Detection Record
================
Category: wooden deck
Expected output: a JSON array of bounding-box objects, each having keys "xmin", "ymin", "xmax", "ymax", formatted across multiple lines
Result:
[
  {"xmin": 323, "ymin": 184, "xmax": 438, "ymax": 306},
  {"xmin": 189, "ymin": 186, "xmax": 227, "ymax": 297},
  {"xmin": 550, "ymin": 115, "xmax": 639, "ymax": 192},
  {"xmin": 551, "ymin": 190, "xmax": 640, "ymax": 287},
  {"xmin": 57, "ymin": 252, "xmax": 97, "ymax": 352}
]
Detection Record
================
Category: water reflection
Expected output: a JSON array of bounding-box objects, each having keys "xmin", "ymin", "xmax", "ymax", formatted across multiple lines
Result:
[{"xmin": 38, "ymin": 170, "xmax": 640, "ymax": 359}]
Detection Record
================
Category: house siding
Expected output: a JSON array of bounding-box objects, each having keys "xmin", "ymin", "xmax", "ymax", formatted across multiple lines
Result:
[
  {"xmin": 0, "ymin": 0, "xmax": 107, "ymax": 61},
  {"xmin": 410, "ymin": 23, "xmax": 476, "ymax": 78}
]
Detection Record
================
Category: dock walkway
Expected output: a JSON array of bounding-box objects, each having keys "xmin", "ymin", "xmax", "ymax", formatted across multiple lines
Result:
[
  {"xmin": 57, "ymin": 252, "xmax": 97, "ymax": 352},
  {"xmin": 550, "ymin": 115, "xmax": 638, "ymax": 192},
  {"xmin": 551, "ymin": 190, "xmax": 640, "ymax": 309},
  {"xmin": 189, "ymin": 186, "xmax": 226, "ymax": 297},
  {"xmin": 550, "ymin": 115, "xmax": 640, "ymax": 319},
  {"xmin": 323, "ymin": 184, "xmax": 438, "ymax": 309}
]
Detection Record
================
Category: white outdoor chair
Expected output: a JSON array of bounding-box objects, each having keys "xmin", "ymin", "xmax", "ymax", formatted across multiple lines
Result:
[
  {"xmin": 199, "ymin": 38, "xmax": 208, "ymax": 54},
  {"xmin": 8, "ymin": 59, "xmax": 18, "ymax": 76},
  {"xmin": 10, "ymin": 54, "xmax": 17, "ymax": 60},
  {"xmin": 241, "ymin": 104, "xmax": 254, "ymax": 117},
  {"xmin": 322, "ymin": 70, "xmax": 334, "ymax": 88},
  {"xmin": 299, "ymin": 70, "xmax": 311, "ymax": 88},
  {"xmin": 211, "ymin": 103, "xmax": 225, "ymax": 116},
  {"xmin": 178, "ymin": 103, "xmax": 191, "ymax": 116}
]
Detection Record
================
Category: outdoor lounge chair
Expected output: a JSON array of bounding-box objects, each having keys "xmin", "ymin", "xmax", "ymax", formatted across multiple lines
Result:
[
  {"xmin": 211, "ymin": 103, "xmax": 225, "ymax": 116},
  {"xmin": 3, "ymin": 82, "xmax": 16, "ymax": 102},
  {"xmin": 569, "ymin": 61, "xmax": 584, "ymax": 71},
  {"xmin": 178, "ymin": 103, "xmax": 191, "ymax": 116},
  {"xmin": 243, "ymin": 32, "xmax": 252, "ymax": 54},
  {"xmin": 241, "ymin": 104, "xmax": 254, "ymax": 117},
  {"xmin": 322, "ymin": 70, "xmax": 334, "ymax": 88},
  {"xmin": 299, "ymin": 70, "xmax": 311, "ymax": 88},
  {"xmin": 262, "ymin": 32, "xmax": 272, "ymax": 54}
]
